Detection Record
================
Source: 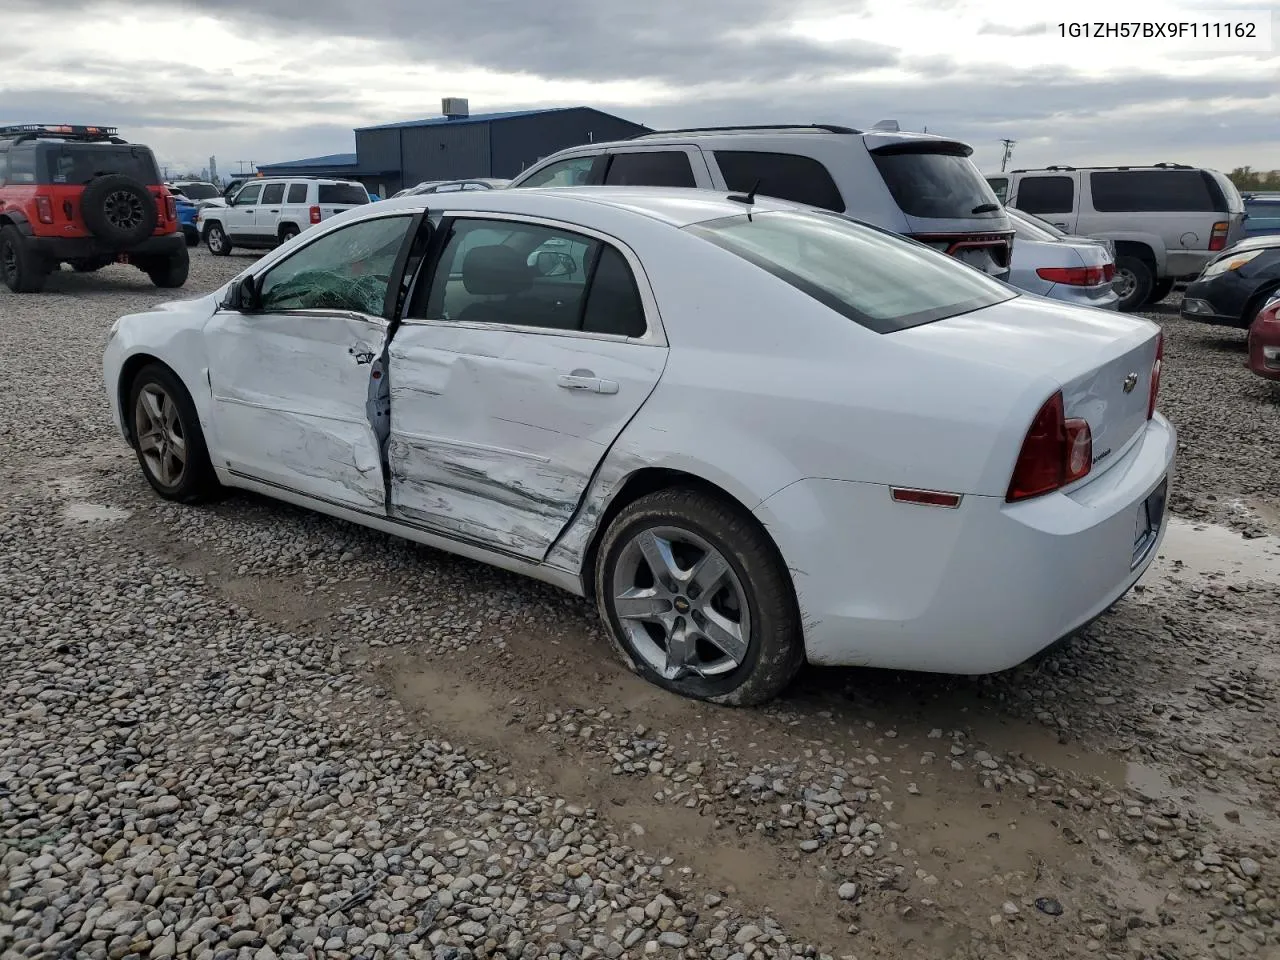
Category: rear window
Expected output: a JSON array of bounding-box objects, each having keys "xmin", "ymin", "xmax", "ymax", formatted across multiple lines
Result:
[
  {"xmin": 1014, "ymin": 176, "xmax": 1074, "ymax": 215},
  {"xmin": 713, "ymin": 151, "xmax": 845, "ymax": 212},
  {"xmin": 603, "ymin": 151, "xmax": 696, "ymax": 188},
  {"xmin": 42, "ymin": 145, "xmax": 160, "ymax": 185},
  {"xmin": 686, "ymin": 210, "xmax": 1015, "ymax": 334},
  {"xmin": 1089, "ymin": 170, "xmax": 1222, "ymax": 213},
  {"xmin": 318, "ymin": 183, "xmax": 369, "ymax": 205},
  {"xmin": 870, "ymin": 144, "xmax": 1002, "ymax": 220},
  {"xmin": 1008, "ymin": 211, "xmax": 1060, "ymax": 242}
]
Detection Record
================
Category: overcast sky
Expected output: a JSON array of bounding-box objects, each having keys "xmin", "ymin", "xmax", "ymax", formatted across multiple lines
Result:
[{"xmin": 3, "ymin": 0, "xmax": 1277, "ymax": 178}]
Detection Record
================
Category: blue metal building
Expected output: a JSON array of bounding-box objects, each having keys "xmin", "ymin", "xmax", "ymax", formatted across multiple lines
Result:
[{"xmin": 257, "ymin": 105, "xmax": 650, "ymax": 198}]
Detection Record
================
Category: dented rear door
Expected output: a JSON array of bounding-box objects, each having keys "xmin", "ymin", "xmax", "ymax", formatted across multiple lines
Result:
[{"xmin": 386, "ymin": 215, "xmax": 667, "ymax": 560}]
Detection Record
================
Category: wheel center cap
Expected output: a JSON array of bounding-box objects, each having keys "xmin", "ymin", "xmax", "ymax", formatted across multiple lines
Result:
[{"xmin": 674, "ymin": 596, "xmax": 690, "ymax": 614}]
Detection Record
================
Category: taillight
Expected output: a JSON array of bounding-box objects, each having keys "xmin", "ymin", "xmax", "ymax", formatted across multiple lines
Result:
[
  {"xmin": 1103, "ymin": 263, "xmax": 1115, "ymax": 282},
  {"xmin": 1148, "ymin": 331, "xmax": 1163, "ymax": 420},
  {"xmin": 1208, "ymin": 221, "xmax": 1229, "ymax": 252},
  {"xmin": 34, "ymin": 196, "xmax": 54, "ymax": 224},
  {"xmin": 1036, "ymin": 265, "xmax": 1109, "ymax": 286},
  {"xmin": 309, "ymin": 204, "xmax": 322, "ymax": 224},
  {"xmin": 1006, "ymin": 391, "xmax": 1092, "ymax": 502},
  {"xmin": 165, "ymin": 196, "xmax": 177, "ymax": 221}
]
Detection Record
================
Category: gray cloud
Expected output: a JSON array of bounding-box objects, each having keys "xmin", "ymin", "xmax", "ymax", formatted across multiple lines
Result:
[{"xmin": 977, "ymin": 22, "xmax": 1048, "ymax": 37}]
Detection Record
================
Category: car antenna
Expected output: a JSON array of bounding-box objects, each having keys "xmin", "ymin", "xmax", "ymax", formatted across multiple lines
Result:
[{"xmin": 727, "ymin": 179, "xmax": 761, "ymax": 205}]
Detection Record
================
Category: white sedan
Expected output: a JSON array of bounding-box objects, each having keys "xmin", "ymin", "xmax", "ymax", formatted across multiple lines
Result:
[{"xmin": 103, "ymin": 187, "xmax": 1175, "ymax": 705}]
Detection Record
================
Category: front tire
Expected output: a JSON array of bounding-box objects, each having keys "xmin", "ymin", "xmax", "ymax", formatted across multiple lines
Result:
[
  {"xmin": 1113, "ymin": 255, "xmax": 1154, "ymax": 312},
  {"xmin": 205, "ymin": 223, "xmax": 231, "ymax": 257},
  {"xmin": 594, "ymin": 487, "xmax": 803, "ymax": 706},
  {"xmin": 0, "ymin": 225, "xmax": 50, "ymax": 293},
  {"xmin": 127, "ymin": 363, "xmax": 219, "ymax": 503}
]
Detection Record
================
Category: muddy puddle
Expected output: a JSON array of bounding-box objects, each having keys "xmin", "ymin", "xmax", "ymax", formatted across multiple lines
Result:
[{"xmin": 1149, "ymin": 517, "xmax": 1280, "ymax": 583}]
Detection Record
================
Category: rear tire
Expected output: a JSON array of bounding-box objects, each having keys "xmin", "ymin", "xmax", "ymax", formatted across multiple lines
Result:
[
  {"xmin": 205, "ymin": 223, "xmax": 231, "ymax": 256},
  {"xmin": 1146, "ymin": 279, "xmax": 1175, "ymax": 304},
  {"xmin": 594, "ymin": 487, "xmax": 804, "ymax": 706},
  {"xmin": 127, "ymin": 363, "xmax": 219, "ymax": 503},
  {"xmin": 0, "ymin": 225, "xmax": 50, "ymax": 293},
  {"xmin": 1113, "ymin": 255, "xmax": 1154, "ymax": 312},
  {"xmin": 278, "ymin": 224, "xmax": 300, "ymax": 245},
  {"xmin": 141, "ymin": 245, "xmax": 189, "ymax": 289}
]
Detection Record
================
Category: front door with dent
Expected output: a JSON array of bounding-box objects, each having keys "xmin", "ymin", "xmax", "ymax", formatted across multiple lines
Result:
[
  {"xmin": 204, "ymin": 213, "xmax": 418, "ymax": 512},
  {"xmin": 388, "ymin": 215, "xmax": 667, "ymax": 559}
]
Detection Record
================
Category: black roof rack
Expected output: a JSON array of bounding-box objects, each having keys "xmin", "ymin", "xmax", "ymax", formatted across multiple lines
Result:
[
  {"xmin": 1012, "ymin": 163, "xmax": 1202, "ymax": 174},
  {"xmin": 0, "ymin": 123, "xmax": 126, "ymax": 145},
  {"xmin": 628, "ymin": 123, "xmax": 861, "ymax": 140}
]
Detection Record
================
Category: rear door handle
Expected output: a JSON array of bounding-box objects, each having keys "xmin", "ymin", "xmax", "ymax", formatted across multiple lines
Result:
[{"xmin": 557, "ymin": 374, "xmax": 619, "ymax": 395}]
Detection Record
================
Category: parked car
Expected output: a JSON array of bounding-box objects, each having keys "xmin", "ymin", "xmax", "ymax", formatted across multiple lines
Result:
[
  {"xmin": 1011, "ymin": 207, "xmax": 1116, "ymax": 260},
  {"xmin": 394, "ymin": 178, "xmax": 510, "ymax": 198},
  {"xmin": 1180, "ymin": 235, "xmax": 1280, "ymax": 328},
  {"xmin": 197, "ymin": 177, "xmax": 370, "ymax": 255},
  {"xmin": 1247, "ymin": 294, "xmax": 1280, "ymax": 382},
  {"xmin": 0, "ymin": 123, "xmax": 188, "ymax": 292},
  {"xmin": 1243, "ymin": 193, "xmax": 1280, "ymax": 239},
  {"xmin": 103, "ymin": 186, "xmax": 1172, "ymax": 705},
  {"xmin": 989, "ymin": 164, "xmax": 1247, "ymax": 311},
  {"xmin": 173, "ymin": 194, "xmax": 200, "ymax": 246},
  {"xmin": 1005, "ymin": 208, "xmax": 1118, "ymax": 310},
  {"xmin": 509, "ymin": 124, "xmax": 1014, "ymax": 281},
  {"xmin": 168, "ymin": 180, "xmax": 222, "ymax": 202}
]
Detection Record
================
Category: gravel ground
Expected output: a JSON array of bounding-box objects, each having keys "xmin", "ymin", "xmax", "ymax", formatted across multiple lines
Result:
[{"xmin": 2, "ymin": 251, "xmax": 1278, "ymax": 960}]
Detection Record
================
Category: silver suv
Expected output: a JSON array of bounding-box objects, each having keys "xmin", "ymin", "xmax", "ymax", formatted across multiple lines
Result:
[
  {"xmin": 987, "ymin": 164, "xmax": 1246, "ymax": 311},
  {"xmin": 510, "ymin": 124, "xmax": 1013, "ymax": 281}
]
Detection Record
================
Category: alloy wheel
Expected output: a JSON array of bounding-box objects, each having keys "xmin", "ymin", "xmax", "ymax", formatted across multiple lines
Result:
[
  {"xmin": 610, "ymin": 526, "xmax": 751, "ymax": 681},
  {"xmin": 104, "ymin": 190, "xmax": 145, "ymax": 230},
  {"xmin": 1113, "ymin": 268, "xmax": 1137, "ymax": 301},
  {"xmin": 133, "ymin": 384, "xmax": 187, "ymax": 487}
]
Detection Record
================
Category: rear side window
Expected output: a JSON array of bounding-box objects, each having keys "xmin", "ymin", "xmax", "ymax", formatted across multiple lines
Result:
[
  {"xmin": 261, "ymin": 183, "xmax": 285, "ymax": 204},
  {"xmin": 1015, "ymin": 176, "xmax": 1074, "ymax": 215},
  {"xmin": 43, "ymin": 145, "xmax": 160, "ymax": 185},
  {"xmin": 286, "ymin": 183, "xmax": 308, "ymax": 203},
  {"xmin": 318, "ymin": 183, "xmax": 369, "ymax": 205},
  {"xmin": 1090, "ymin": 170, "xmax": 1220, "ymax": 212},
  {"xmin": 713, "ymin": 151, "xmax": 844, "ymax": 212},
  {"xmin": 582, "ymin": 246, "xmax": 646, "ymax": 337},
  {"xmin": 6, "ymin": 146, "xmax": 36, "ymax": 184},
  {"xmin": 603, "ymin": 151, "xmax": 696, "ymax": 188},
  {"xmin": 870, "ymin": 144, "xmax": 1001, "ymax": 220},
  {"xmin": 687, "ymin": 210, "xmax": 1015, "ymax": 334}
]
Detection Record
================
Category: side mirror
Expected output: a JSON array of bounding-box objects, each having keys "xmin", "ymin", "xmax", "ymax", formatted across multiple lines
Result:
[{"xmin": 234, "ymin": 275, "xmax": 261, "ymax": 312}]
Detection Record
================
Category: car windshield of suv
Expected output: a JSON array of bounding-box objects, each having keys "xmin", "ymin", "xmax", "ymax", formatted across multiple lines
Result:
[
  {"xmin": 870, "ymin": 144, "xmax": 1002, "ymax": 221},
  {"xmin": 686, "ymin": 209, "xmax": 1016, "ymax": 333},
  {"xmin": 176, "ymin": 182, "xmax": 219, "ymax": 200},
  {"xmin": 43, "ymin": 145, "xmax": 160, "ymax": 185},
  {"xmin": 318, "ymin": 183, "xmax": 369, "ymax": 205}
]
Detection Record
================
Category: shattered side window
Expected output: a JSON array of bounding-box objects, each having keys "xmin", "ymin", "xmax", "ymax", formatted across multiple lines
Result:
[{"xmin": 258, "ymin": 215, "xmax": 414, "ymax": 317}]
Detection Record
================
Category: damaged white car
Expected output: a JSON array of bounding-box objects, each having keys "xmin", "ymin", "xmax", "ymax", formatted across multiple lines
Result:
[{"xmin": 104, "ymin": 187, "xmax": 1175, "ymax": 705}]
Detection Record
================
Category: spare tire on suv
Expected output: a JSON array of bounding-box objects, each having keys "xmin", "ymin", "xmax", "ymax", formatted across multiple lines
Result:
[{"xmin": 81, "ymin": 174, "xmax": 158, "ymax": 248}]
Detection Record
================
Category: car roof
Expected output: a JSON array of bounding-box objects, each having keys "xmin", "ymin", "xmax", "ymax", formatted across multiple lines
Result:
[{"xmin": 366, "ymin": 185, "xmax": 809, "ymax": 229}]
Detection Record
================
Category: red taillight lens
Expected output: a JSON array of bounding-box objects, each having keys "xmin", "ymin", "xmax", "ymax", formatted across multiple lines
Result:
[
  {"xmin": 309, "ymin": 204, "xmax": 322, "ymax": 224},
  {"xmin": 34, "ymin": 196, "xmax": 54, "ymax": 224},
  {"xmin": 1036, "ymin": 265, "xmax": 1109, "ymax": 286},
  {"xmin": 1208, "ymin": 221, "xmax": 1229, "ymax": 252},
  {"xmin": 165, "ymin": 196, "xmax": 177, "ymax": 221},
  {"xmin": 1102, "ymin": 263, "xmax": 1115, "ymax": 282},
  {"xmin": 1006, "ymin": 391, "xmax": 1092, "ymax": 502},
  {"xmin": 1148, "ymin": 331, "xmax": 1163, "ymax": 420}
]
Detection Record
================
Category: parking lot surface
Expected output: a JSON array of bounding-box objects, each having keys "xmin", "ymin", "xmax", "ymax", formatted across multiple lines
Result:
[{"xmin": 2, "ymin": 251, "xmax": 1278, "ymax": 960}]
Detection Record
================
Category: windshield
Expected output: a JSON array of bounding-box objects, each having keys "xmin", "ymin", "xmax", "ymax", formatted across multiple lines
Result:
[
  {"xmin": 175, "ymin": 182, "xmax": 219, "ymax": 199},
  {"xmin": 871, "ymin": 144, "xmax": 1002, "ymax": 221},
  {"xmin": 1008, "ymin": 210, "xmax": 1062, "ymax": 242},
  {"xmin": 318, "ymin": 183, "xmax": 369, "ymax": 205},
  {"xmin": 686, "ymin": 210, "xmax": 1016, "ymax": 334},
  {"xmin": 42, "ymin": 144, "xmax": 160, "ymax": 185}
]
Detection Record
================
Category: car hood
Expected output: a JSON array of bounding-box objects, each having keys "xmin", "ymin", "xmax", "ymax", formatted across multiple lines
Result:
[{"xmin": 1222, "ymin": 234, "xmax": 1280, "ymax": 254}]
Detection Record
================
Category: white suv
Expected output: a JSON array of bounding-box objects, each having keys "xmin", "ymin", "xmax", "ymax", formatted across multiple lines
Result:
[
  {"xmin": 508, "ymin": 124, "xmax": 1014, "ymax": 280},
  {"xmin": 198, "ymin": 177, "xmax": 369, "ymax": 256},
  {"xmin": 986, "ymin": 164, "xmax": 1247, "ymax": 311}
]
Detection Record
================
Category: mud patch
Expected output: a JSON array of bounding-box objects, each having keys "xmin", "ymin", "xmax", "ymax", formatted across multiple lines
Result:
[{"xmin": 61, "ymin": 501, "xmax": 133, "ymax": 525}]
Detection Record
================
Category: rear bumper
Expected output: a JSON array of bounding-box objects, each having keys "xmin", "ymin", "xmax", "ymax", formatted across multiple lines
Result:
[
  {"xmin": 1248, "ymin": 329, "xmax": 1280, "ymax": 380},
  {"xmin": 754, "ymin": 414, "xmax": 1176, "ymax": 674},
  {"xmin": 29, "ymin": 232, "xmax": 186, "ymax": 261},
  {"xmin": 1043, "ymin": 283, "xmax": 1120, "ymax": 311}
]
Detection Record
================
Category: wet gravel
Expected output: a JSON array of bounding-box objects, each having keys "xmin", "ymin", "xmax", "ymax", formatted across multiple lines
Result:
[{"xmin": 2, "ymin": 252, "xmax": 1278, "ymax": 959}]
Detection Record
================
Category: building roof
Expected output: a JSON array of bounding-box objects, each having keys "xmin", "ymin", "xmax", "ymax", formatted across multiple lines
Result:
[
  {"xmin": 354, "ymin": 106, "xmax": 629, "ymax": 132},
  {"xmin": 257, "ymin": 152, "xmax": 358, "ymax": 171}
]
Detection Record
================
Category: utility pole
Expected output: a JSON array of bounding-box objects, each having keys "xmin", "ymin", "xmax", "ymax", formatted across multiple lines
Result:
[{"xmin": 999, "ymin": 139, "xmax": 1017, "ymax": 172}]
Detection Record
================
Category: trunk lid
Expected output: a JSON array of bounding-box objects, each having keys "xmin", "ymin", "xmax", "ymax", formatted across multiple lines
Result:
[{"xmin": 899, "ymin": 295, "xmax": 1160, "ymax": 477}]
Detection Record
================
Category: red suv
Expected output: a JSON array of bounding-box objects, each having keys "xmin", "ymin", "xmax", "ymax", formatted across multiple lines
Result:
[{"xmin": 0, "ymin": 123, "xmax": 188, "ymax": 293}]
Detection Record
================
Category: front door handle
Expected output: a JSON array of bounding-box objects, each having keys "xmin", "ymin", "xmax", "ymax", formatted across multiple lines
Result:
[{"xmin": 557, "ymin": 374, "xmax": 618, "ymax": 395}]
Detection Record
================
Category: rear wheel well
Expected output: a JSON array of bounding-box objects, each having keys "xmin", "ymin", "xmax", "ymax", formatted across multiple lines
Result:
[
  {"xmin": 581, "ymin": 468, "xmax": 780, "ymax": 601},
  {"xmin": 117, "ymin": 354, "xmax": 173, "ymax": 442},
  {"xmin": 1114, "ymin": 241, "xmax": 1157, "ymax": 269},
  {"xmin": 278, "ymin": 222, "xmax": 300, "ymax": 240}
]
